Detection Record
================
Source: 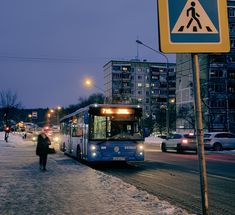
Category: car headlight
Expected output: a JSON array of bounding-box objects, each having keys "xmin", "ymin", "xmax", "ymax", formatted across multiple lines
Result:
[{"xmin": 32, "ymin": 137, "xmax": 36, "ymax": 141}]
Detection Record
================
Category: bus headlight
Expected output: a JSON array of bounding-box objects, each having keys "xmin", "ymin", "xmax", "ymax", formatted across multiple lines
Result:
[
  {"xmin": 53, "ymin": 137, "xmax": 60, "ymax": 142},
  {"xmin": 138, "ymin": 144, "xmax": 144, "ymax": 151},
  {"xmin": 92, "ymin": 152, "xmax": 97, "ymax": 157},
  {"xmin": 91, "ymin": 145, "xmax": 96, "ymax": 151}
]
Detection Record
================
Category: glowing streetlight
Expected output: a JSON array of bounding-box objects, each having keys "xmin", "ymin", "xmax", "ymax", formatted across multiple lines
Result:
[
  {"xmin": 85, "ymin": 79, "xmax": 92, "ymax": 87},
  {"xmin": 83, "ymin": 78, "xmax": 104, "ymax": 93}
]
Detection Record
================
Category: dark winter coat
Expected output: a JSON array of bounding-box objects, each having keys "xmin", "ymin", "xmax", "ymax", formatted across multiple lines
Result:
[{"xmin": 36, "ymin": 134, "xmax": 51, "ymax": 156}]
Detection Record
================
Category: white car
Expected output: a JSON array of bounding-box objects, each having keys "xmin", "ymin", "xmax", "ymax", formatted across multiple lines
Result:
[
  {"xmin": 161, "ymin": 133, "xmax": 197, "ymax": 153},
  {"xmin": 204, "ymin": 132, "xmax": 235, "ymax": 151}
]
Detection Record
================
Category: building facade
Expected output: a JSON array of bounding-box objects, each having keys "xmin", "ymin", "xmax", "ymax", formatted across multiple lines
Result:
[
  {"xmin": 176, "ymin": 0, "xmax": 235, "ymax": 133},
  {"xmin": 104, "ymin": 60, "xmax": 176, "ymax": 132}
]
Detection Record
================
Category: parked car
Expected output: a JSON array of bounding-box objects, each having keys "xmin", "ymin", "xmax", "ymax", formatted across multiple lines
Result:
[
  {"xmin": 204, "ymin": 132, "xmax": 235, "ymax": 151},
  {"xmin": 161, "ymin": 133, "xmax": 197, "ymax": 153}
]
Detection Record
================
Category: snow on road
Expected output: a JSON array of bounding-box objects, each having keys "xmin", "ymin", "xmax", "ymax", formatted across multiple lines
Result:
[{"xmin": 0, "ymin": 132, "xmax": 194, "ymax": 215}]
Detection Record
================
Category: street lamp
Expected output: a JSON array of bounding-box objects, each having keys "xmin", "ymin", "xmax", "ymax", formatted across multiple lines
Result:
[
  {"xmin": 84, "ymin": 78, "xmax": 106, "ymax": 103},
  {"xmin": 84, "ymin": 78, "xmax": 105, "ymax": 93},
  {"xmin": 136, "ymin": 39, "xmax": 171, "ymax": 136}
]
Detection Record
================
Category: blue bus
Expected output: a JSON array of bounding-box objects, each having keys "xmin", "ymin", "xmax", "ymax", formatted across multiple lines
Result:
[{"xmin": 60, "ymin": 104, "xmax": 144, "ymax": 162}]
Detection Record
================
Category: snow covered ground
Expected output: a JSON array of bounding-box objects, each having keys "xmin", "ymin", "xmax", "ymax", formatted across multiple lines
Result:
[{"xmin": 0, "ymin": 132, "xmax": 196, "ymax": 215}]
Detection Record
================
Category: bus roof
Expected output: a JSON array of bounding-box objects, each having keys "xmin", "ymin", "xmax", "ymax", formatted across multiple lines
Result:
[{"xmin": 60, "ymin": 103, "xmax": 142, "ymax": 122}]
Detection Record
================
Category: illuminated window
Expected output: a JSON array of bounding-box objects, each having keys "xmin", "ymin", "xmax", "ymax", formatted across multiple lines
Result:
[{"xmin": 137, "ymin": 83, "xmax": 142, "ymax": 87}]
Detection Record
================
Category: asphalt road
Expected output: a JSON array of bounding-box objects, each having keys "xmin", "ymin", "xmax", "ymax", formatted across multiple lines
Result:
[{"xmin": 93, "ymin": 146, "xmax": 235, "ymax": 215}]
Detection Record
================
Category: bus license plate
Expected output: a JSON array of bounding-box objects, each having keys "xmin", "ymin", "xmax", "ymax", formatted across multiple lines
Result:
[{"xmin": 113, "ymin": 157, "xmax": 125, "ymax": 161}]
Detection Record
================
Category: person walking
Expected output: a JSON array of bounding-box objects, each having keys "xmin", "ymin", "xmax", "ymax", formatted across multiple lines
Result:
[
  {"xmin": 4, "ymin": 125, "xmax": 11, "ymax": 142},
  {"xmin": 36, "ymin": 131, "xmax": 51, "ymax": 171}
]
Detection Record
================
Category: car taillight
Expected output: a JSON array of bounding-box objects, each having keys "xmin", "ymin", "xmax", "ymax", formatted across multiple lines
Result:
[{"xmin": 181, "ymin": 139, "xmax": 188, "ymax": 144}]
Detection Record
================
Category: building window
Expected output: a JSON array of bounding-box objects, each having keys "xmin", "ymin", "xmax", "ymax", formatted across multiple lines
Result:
[
  {"xmin": 146, "ymin": 83, "xmax": 150, "ymax": 88},
  {"xmin": 228, "ymin": 7, "xmax": 235, "ymax": 17},
  {"xmin": 229, "ymin": 86, "xmax": 235, "ymax": 93},
  {"xmin": 138, "ymin": 75, "xmax": 142, "ymax": 80},
  {"xmin": 231, "ymin": 38, "xmax": 235, "ymax": 48},
  {"xmin": 210, "ymin": 69, "xmax": 225, "ymax": 78},
  {"xmin": 113, "ymin": 66, "xmax": 120, "ymax": 71},
  {"xmin": 228, "ymin": 55, "xmax": 235, "ymax": 63},
  {"xmin": 209, "ymin": 83, "xmax": 226, "ymax": 93},
  {"xmin": 228, "ymin": 71, "xmax": 235, "ymax": 79},
  {"xmin": 229, "ymin": 23, "xmax": 235, "ymax": 32},
  {"xmin": 137, "ymin": 83, "xmax": 142, "ymax": 87}
]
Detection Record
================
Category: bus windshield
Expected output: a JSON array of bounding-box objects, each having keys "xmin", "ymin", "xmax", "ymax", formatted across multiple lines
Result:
[{"xmin": 89, "ymin": 114, "xmax": 143, "ymax": 140}]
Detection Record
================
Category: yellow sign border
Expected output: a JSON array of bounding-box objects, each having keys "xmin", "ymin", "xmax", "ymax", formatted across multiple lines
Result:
[{"xmin": 158, "ymin": 0, "xmax": 230, "ymax": 53}]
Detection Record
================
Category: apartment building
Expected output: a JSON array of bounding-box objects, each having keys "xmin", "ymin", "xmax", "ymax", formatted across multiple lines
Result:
[
  {"xmin": 103, "ymin": 60, "xmax": 176, "ymax": 131},
  {"xmin": 176, "ymin": 0, "xmax": 235, "ymax": 133}
]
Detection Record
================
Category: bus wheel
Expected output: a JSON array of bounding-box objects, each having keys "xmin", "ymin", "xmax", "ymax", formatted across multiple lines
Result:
[{"xmin": 76, "ymin": 147, "xmax": 82, "ymax": 161}]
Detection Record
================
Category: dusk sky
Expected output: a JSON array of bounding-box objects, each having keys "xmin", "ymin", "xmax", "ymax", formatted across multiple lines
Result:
[{"xmin": 0, "ymin": 0, "xmax": 175, "ymax": 109}]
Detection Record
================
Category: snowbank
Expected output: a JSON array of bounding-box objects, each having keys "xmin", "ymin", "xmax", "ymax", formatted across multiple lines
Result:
[{"xmin": 0, "ymin": 132, "xmax": 194, "ymax": 215}]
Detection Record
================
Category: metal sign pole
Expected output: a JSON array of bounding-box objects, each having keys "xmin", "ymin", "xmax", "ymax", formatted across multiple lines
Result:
[{"xmin": 191, "ymin": 53, "xmax": 210, "ymax": 215}]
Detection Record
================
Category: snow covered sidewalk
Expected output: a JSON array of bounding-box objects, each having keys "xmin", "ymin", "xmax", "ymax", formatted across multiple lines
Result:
[{"xmin": 0, "ymin": 133, "xmax": 194, "ymax": 215}]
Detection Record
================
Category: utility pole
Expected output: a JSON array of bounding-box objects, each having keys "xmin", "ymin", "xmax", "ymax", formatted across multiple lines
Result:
[{"xmin": 192, "ymin": 54, "xmax": 210, "ymax": 215}]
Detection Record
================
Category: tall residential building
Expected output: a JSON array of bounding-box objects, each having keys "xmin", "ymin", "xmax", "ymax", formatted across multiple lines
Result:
[
  {"xmin": 176, "ymin": 0, "xmax": 235, "ymax": 133},
  {"xmin": 103, "ymin": 60, "xmax": 176, "ymax": 131}
]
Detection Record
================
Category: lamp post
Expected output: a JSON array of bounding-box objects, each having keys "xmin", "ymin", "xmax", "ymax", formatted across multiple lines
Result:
[
  {"xmin": 136, "ymin": 40, "xmax": 171, "ymax": 136},
  {"xmin": 47, "ymin": 113, "xmax": 51, "ymax": 125},
  {"xmin": 57, "ymin": 106, "xmax": 62, "ymax": 125}
]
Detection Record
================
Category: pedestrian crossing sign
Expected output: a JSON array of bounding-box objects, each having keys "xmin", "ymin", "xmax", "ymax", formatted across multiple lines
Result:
[{"xmin": 157, "ymin": 0, "xmax": 230, "ymax": 53}]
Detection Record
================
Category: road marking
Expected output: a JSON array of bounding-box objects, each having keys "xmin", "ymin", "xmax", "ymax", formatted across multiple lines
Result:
[{"xmin": 190, "ymin": 170, "xmax": 235, "ymax": 182}]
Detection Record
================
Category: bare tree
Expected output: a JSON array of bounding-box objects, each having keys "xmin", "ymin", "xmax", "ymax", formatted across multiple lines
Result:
[
  {"xmin": 0, "ymin": 90, "xmax": 22, "ymax": 125},
  {"xmin": 177, "ymin": 105, "xmax": 195, "ymax": 130}
]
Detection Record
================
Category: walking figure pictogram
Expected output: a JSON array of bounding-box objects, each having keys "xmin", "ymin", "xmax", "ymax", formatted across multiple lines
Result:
[{"xmin": 186, "ymin": 1, "xmax": 202, "ymax": 29}]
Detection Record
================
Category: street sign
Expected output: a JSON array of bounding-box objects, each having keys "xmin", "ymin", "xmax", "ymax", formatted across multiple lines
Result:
[{"xmin": 157, "ymin": 0, "xmax": 230, "ymax": 53}]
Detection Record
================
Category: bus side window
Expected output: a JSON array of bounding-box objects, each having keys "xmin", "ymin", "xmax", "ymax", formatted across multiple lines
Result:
[
  {"xmin": 71, "ymin": 125, "xmax": 77, "ymax": 137},
  {"xmin": 76, "ymin": 117, "xmax": 83, "ymax": 137}
]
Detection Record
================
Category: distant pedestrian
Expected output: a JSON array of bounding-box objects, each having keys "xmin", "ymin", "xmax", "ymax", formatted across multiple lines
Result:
[
  {"xmin": 36, "ymin": 131, "xmax": 51, "ymax": 171},
  {"xmin": 22, "ymin": 132, "xmax": 27, "ymax": 139},
  {"xmin": 4, "ymin": 125, "xmax": 11, "ymax": 142}
]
